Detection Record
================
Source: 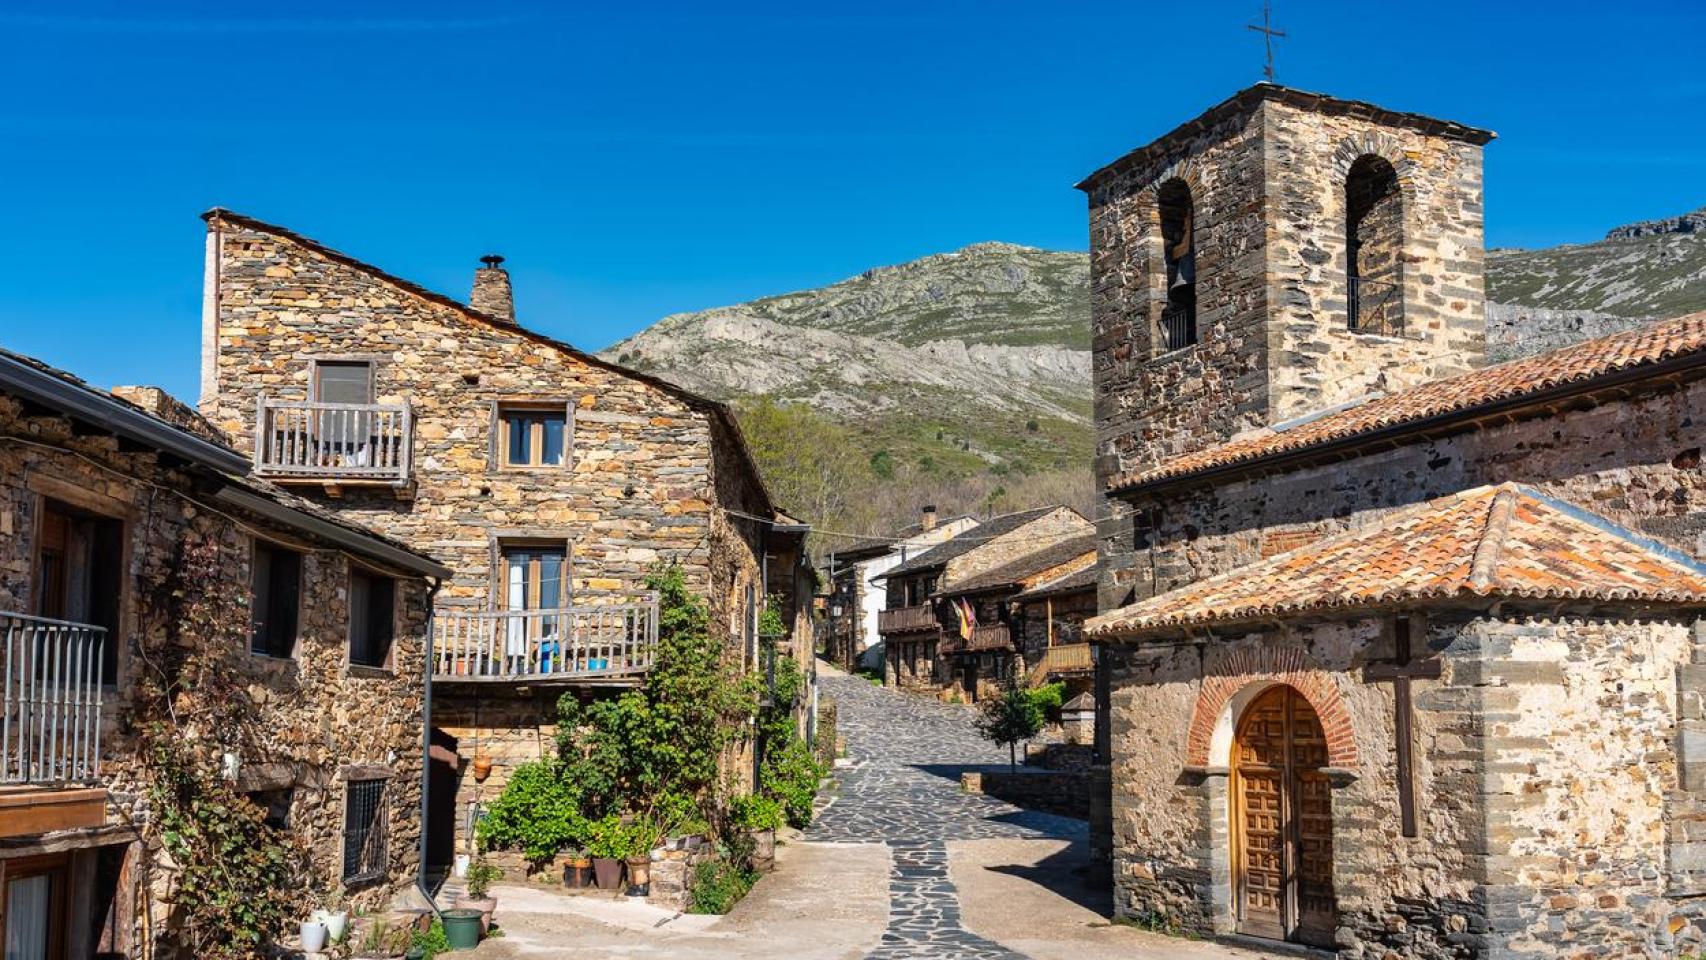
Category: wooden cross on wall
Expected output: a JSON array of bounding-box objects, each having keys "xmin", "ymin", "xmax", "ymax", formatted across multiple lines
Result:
[{"xmin": 1362, "ymin": 616, "xmax": 1441, "ymax": 838}]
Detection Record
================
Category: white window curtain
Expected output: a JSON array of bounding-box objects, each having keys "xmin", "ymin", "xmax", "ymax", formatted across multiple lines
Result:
[{"xmin": 5, "ymin": 874, "xmax": 50, "ymax": 960}]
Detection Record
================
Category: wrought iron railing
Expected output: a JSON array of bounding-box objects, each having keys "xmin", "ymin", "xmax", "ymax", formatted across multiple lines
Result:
[
  {"xmin": 877, "ymin": 604, "xmax": 938, "ymax": 635},
  {"xmin": 1026, "ymin": 642, "xmax": 1094, "ymax": 688},
  {"xmin": 1348, "ymin": 277, "xmax": 1406, "ymax": 337},
  {"xmin": 2, "ymin": 612, "xmax": 106, "ymax": 785},
  {"xmin": 254, "ymin": 395, "xmax": 412, "ymax": 482},
  {"xmin": 1159, "ymin": 304, "xmax": 1197, "ymax": 352},
  {"xmin": 432, "ymin": 593, "xmax": 659, "ymax": 681}
]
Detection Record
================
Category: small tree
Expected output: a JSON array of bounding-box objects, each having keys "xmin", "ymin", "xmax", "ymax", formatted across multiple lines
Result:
[{"xmin": 976, "ymin": 686, "xmax": 1045, "ymax": 772}]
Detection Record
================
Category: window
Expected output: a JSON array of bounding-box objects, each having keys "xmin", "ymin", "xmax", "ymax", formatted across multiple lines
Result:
[
  {"xmin": 2, "ymin": 854, "xmax": 69, "ymax": 960},
  {"xmin": 341, "ymin": 779, "xmax": 388, "ymax": 884},
  {"xmin": 1345, "ymin": 154, "xmax": 1404, "ymax": 335},
  {"xmin": 497, "ymin": 404, "xmax": 569, "ymax": 468},
  {"xmin": 1157, "ymin": 178, "xmax": 1197, "ymax": 351},
  {"xmin": 34, "ymin": 499, "xmax": 124, "ymax": 683},
  {"xmin": 250, "ymin": 541, "xmax": 302, "ymax": 658},
  {"xmin": 499, "ymin": 545, "xmax": 568, "ymax": 671},
  {"xmin": 313, "ymin": 361, "xmax": 374, "ymax": 405},
  {"xmin": 246, "ymin": 787, "xmax": 294, "ymax": 830},
  {"xmin": 349, "ymin": 570, "xmax": 396, "ymax": 669}
]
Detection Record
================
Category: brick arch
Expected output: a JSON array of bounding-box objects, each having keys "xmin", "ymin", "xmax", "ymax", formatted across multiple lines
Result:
[
  {"xmin": 1185, "ymin": 645, "xmax": 1359, "ymax": 768},
  {"xmin": 1329, "ymin": 134, "xmax": 1421, "ymax": 203},
  {"xmin": 1142, "ymin": 154, "xmax": 1206, "ymax": 203}
]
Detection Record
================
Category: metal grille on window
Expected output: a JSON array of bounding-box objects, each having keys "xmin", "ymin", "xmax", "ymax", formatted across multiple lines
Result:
[{"xmin": 342, "ymin": 779, "xmax": 388, "ymax": 883}]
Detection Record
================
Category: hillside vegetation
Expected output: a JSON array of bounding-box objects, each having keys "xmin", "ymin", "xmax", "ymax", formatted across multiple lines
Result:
[{"xmin": 601, "ymin": 206, "xmax": 1706, "ymax": 547}]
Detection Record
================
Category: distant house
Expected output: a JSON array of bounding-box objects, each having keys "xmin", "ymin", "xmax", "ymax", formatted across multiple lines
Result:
[
  {"xmin": 822, "ymin": 506, "xmax": 977, "ymax": 672},
  {"xmin": 935, "ymin": 532, "xmax": 1096, "ymax": 702},
  {"xmin": 874, "ymin": 506, "xmax": 1090, "ymax": 699}
]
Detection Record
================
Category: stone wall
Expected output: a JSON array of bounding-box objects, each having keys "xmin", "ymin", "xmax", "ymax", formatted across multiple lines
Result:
[
  {"xmin": 962, "ymin": 768, "xmax": 1092, "ymax": 820},
  {"xmin": 1103, "ymin": 610, "xmax": 1706, "ymax": 957},
  {"xmin": 0, "ymin": 394, "xmax": 431, "ymax": 951},
  {"xmin": 1123, "ymin": 381, "xmax": 1706, "ymax": 603},
  {"xmin": 1087, "ymin": 94, "xmax": 1489, "ymax": 612}
]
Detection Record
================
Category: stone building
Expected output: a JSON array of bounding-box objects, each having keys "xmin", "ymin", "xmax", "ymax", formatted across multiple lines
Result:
[
  {"xmin": 822, "ymin": 507, "xmax": 978, "ymax": 672},
  {"xmin": 1081, "ymin": 83, "xmax": 1706, "ymax": 957},
  {"xmin": 194, "ymin": 210, "xmax": 811, "ymax": 875},
  {"xmin": 875, "ymin": 506, "xmax": 1091, "ymax": 698},
  {"xmin": 0, "ymin": 346, "xmax": 447, "ymax": 956}
]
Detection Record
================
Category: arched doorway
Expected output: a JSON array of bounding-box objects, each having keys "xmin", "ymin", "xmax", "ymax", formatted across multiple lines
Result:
[{"xmin": 1230, "ymin": 685, "xmax": 1336, "ymax": 947}]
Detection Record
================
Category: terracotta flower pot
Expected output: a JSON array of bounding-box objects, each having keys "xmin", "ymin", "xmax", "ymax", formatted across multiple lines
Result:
[
  {"xmin": 564, "ymin": 857, "xmax": 591, "ymax": 889},
  {"xmin": 592, "ymin": 856, "xmax": 623, "ymax": 890},
  {"xmin": 471, "ymin": 755, "xmax": 494, "ymax": 782},
  {"xmin": 625, "ymin": 855, "xmax": 651, "ymax": 895}
]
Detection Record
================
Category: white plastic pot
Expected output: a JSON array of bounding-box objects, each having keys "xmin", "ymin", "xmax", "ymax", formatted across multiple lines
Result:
[
  {"xmin": 299, "ymin": 920, "xmax": 327, "ymax": 953},
  {"xmin": 321, "ymin": 910, "xmax": 348, "ymax": 942}
]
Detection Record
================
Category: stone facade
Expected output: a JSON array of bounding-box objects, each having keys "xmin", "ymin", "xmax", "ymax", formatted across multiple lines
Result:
[
  {"xmin": 1086, "ymin": 85, "xmax": 1706, "ymax": 958},
  {"xmin": 1084, "ymin": 86, "xmax": 1493, "ymax": 611},
  {"xmin": 196, "ymin": 210, "xmax": 798, "ymax": 873},
  {"xmin": 0, "ymin": 371, "xmax": 435, "ymax": 956}
]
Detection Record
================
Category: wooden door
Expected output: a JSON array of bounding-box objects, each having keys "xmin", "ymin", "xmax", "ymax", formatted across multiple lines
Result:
[{"xmin": 1232, "ymin": 686, "xmax": 1336, "ymax": 947}]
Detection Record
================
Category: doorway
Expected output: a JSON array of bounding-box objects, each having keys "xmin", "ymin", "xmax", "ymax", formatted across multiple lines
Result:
[
  {"xmin": 426, "ymin": 727, "xmax": 461, "ymax": 883},
  {"xmin": 1230, "ymin": 685, "xmax": 1336, "ymax": 947}
]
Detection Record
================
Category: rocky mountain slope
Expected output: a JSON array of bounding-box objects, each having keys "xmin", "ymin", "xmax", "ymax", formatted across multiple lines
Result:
[{"xmin": 599, "ymin": 206, "xmax": 1706, "ymax": 511}]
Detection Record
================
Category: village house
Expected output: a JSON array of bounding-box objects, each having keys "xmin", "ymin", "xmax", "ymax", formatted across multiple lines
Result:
[
  {"xmin": 875, "ymin": 506, "xmax": 1090, "ymax": 699},
  {"xmin": 822, "ymin": 506, "xmax": 978, "ymax": 673},
  {"xmin": 1081, "ymin": 82, "xmax": 1706, "ymax": 957},
  {"xmin": 0, "ymin": 346, "xmax": 448, "ymax": 957},
  {"xmin": 193, "ymin": 210, "xmax": 814, "ymax": 880},
  {"xmin": 934, "ymin": 531, "xmax": 1097, "ymax": 702}
]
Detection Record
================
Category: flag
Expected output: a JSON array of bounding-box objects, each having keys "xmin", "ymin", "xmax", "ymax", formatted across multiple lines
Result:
[{"xmin": 957, "ymin": 598, "xmax": 977, "ymax": 640}]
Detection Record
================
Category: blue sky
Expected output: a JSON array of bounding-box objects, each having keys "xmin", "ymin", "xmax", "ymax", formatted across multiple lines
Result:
[{"xmin": 3, "ymin": 1, "xmax": 1703, "ymax": 399}]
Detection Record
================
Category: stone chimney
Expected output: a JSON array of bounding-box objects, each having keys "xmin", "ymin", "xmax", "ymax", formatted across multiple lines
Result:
[
  {"xmin": 920, "ymin": 505, "xmax": 938, "ymax": 532},
  {"xmin": 471, "ymin": 254, "xmax": 515, "ymax": 324}
]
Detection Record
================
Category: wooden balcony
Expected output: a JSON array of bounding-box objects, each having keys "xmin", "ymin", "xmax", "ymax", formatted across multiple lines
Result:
[
  {"xmin": 432, "ymin": 594, "xmax": 658, "ymax": 684},
  {"xmin": 254, "ymin": 395, "xmax": 412, "ymax": 484},
  {"xmin": 877, "ymin": 604, "xmax": 938, "ymax": 635},
  {"xmin": 1027, "ymin": 642, "xmax": 1095, "ymax": 687}
]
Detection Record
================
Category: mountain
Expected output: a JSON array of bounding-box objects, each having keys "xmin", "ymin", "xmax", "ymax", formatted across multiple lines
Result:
[{"xmin": 599, "ymin": 206, "xmax": 1706, "ymax": 534}]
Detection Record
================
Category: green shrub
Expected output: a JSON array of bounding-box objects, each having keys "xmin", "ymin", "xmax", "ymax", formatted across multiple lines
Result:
[
  {"xmin": 730, "ymin": 793, "xmax": 784, "ymax": 831},
  {"xmin": 1028, "ymin": 681, "xmax": 1067, "ymax": 716},
  {"xmin": 475, "ymin": 759, "xmax": 587, "ymax": 866},
  {"xmin": 463, "ymin": 859, "xmax": 502, "ymax": 900},
  {"xmin": 411, "ymin": 918, "xmax": 451, "ymax": 958},
  {"xmin": 761, "ymin": 738, "xmax": 827, "ymax": 828},
  {"xmin": 976, "ymin": 686, "xmax": 1045, "ymax": 772},
  {"xmin": 687, "ymin": 858, "xmax": 758, "ymax": 915}
]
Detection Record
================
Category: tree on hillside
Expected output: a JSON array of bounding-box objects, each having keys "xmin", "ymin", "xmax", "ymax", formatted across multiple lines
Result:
[{"xmin": 735, "ymin": 397, "xmax": 868, "ymax": 533}]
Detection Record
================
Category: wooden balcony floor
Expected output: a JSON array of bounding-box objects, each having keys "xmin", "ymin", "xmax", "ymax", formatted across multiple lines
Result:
[{"xmin": 0, "ymin": 785, "xmax": 108, "ymax": 839}]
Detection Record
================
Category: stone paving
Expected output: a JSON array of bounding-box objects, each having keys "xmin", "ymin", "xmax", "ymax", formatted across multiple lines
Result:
[{"xmin": 810, "ymin": 673, "xmax": 1085, "ymax": 959}]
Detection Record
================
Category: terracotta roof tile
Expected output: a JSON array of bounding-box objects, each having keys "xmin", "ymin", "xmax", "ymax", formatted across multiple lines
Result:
[
  {"xmin": 1086, "ymin": 483, "xmax": 1706, "ymax": 639},
  {"xmin": 1109, "ymin": 312, "xmax": 1706, "ymax": 493}
]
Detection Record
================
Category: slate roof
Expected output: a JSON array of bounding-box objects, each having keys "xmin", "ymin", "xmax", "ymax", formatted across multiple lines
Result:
[
  {"xmin": 881, "ymin": 507, "xmax": 1061, "ymax": 580},
  {"xmin": 1109, "ymin": 311, "xmax": 1706, "ymax": 495},
  {"xmin": 1012, "ymin": 564, "xmax": 1099, "ymax": 602},
  {"xmin": 833, "ymin": 514, "xmax": 977, "ymax": 562},
  {"xmin": 938, "ymin": 533, "xmax": 1097, "ymax": 597},
  {"xmin": 1086, "ymin": 483, "xmax": 1706, "ymax": 640}
]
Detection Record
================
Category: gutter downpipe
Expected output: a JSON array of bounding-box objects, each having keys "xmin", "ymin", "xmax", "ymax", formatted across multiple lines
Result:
[{"xmin": 417, "ymin": 577, "xmax": 444, "ymax": 917}]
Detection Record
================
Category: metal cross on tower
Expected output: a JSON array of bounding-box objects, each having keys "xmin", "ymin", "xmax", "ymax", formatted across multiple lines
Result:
[{"xmin": 1247, "ymin": 0, "xmax": 1286, "ymax": 82}]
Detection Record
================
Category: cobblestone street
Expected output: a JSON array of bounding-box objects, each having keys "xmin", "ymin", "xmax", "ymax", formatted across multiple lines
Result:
[{"xmin": 472, "ymin": 667, "xmax": 1267, "ymax": 960}]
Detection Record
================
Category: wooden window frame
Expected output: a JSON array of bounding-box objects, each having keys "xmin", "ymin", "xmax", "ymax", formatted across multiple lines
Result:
[
  {"xmin": 31, "ymin": 494, "xmax": 128, "ymax": 687},
  {"xmin": 494, "ymin": 540, "xmax": 572, "ymax": 613},
  {"xmin": 0, "ymin": 852, "xmax": 71, "ymax": 960},
  {"xmin": 347, "ymin": 565, "xmax": 398, "ymax": 672},
  {"xmin": 491, "ymin": 400, "xmax": 574, "ymax": 471},
  {"xmin": 249, "ymin": 537, "xmax": 304, "ymax": 660},
  {"xmin": 310, "ymin": 359, "xmax": 377, "ymax": 405}
]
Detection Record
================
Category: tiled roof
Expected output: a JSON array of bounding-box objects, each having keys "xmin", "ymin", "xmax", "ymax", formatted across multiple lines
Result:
[
  {"xmin": 1013, "ymin": 564, "xmax": 1099, "ymax": 602},
  {"xmin": 1087, "ymin": 483, "xmax": 1706, "ymax": 639},
  {"xmin": 883, "ymin": 507, "xmax": 1061, "ymax": 579},
  {"xmin": 939, "ymin": 533, "xmax": 1097, "ymax": 597},
  {"xmin": 1109, "ymin": 311, "xmax": 1706, "ymax": 494}
]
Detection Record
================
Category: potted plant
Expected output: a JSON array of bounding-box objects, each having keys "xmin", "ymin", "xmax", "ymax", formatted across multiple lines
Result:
[
  {"xmin": 351, "ymin": 917, "xmax": 412, "ymax": 959},
  {"xmin": 456, "ymin": 858, "xmax": 502, "ymax": 933},
  {"xmin": 313, "ymin": 893, "xmax": 349, "ymax": 943},
  {"xmin": 298, "ymin": 918, "xmax": 328, "ymax": 953},
  {"xmin": 623, "ymin": 818, "xmax": 661, "ymax": 897},
  {"xmin": 564, "ymin": 847, "xmax": 592, "ymax": 889},
  {"xmin": 471, "ymin": 754, "xmax": 494, "ymax": 782},
  {"xmin": 732, "ymin": 794, "xmax": 782, "ymax": 872},
  {"xmin": 585, "ymin": 815, "xmax": 628, "ymax": 890}
]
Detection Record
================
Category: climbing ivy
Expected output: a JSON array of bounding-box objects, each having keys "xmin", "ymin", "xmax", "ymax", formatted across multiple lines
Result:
[{"xmin": 133, "ymin": 531, "xmax": 307, "ymax": 957}]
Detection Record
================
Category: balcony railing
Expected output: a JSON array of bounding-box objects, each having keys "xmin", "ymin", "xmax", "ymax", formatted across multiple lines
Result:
[
  {"xmin": 1026, "ymin": 643, "xmax": 1095, "ymax": 687},
  {"xmin": 432, "ymin": 594, "xmax": 659, "ymax": 682},
  {"xmin": 254, "ymin": 395, "xmax": 412, "ymax": 483},
  {"xmin": 3, "ymin": 612, "xmax": 106, "ymax": 786},
  {"xmin": 877, "ymin": 604, "xmax": 938, "ymax": 635},
  {"xmin": 1347, "ymin": 277, "xmax": 1408, "ymax": 338}
]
